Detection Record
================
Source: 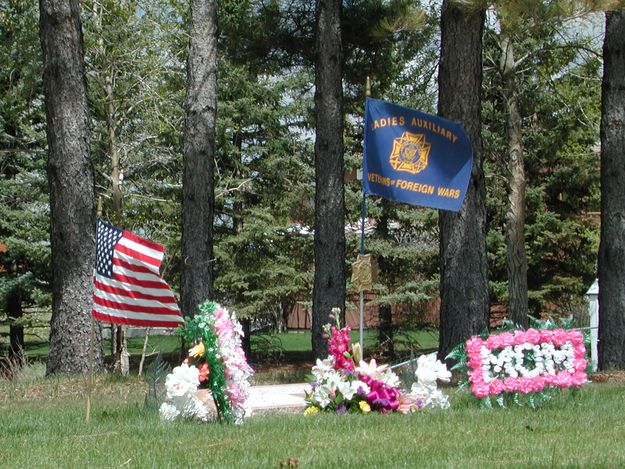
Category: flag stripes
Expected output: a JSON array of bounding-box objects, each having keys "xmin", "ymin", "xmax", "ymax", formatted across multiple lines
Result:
[
  {"xmin": 115, "ymin": 242, "xmax": 162, "ymax": 272},
  {"xmin": 93, "ymin": 296, "xmax": 179, "ymax": 315},
  {"xmin": 92, "ymin": 310, "xmax": 184, "ymax": 329},
  {"xmin": 93, "ymin": 280, "xmax": 178, "ymax": 304}
]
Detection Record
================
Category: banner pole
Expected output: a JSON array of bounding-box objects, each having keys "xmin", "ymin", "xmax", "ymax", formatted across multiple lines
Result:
[
  {"xmin": 359, "ymin": 190, "xmax": 366, "ymax": 353},
  {"xmin": 359, "ymin": 76, "xmax": 372, "ymax": 354}
]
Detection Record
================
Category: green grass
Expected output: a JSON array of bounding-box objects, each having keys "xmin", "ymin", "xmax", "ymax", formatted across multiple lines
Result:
[
  {"xmin": 20, "ymin": 329, "xmax": 440, "ymax": 363},
  {"xmin": 123, "ymin": 335, "xmax": 182, "ymax": 355},
  {"xmin": 251, "ymin": 329, "xmax": 439, "ymax": 354},
  {"xmin": 122, "ymin": 329, "xmax": 439, "ymax": 356},
  {"xmin": 1, "ymin": 370, "xmax": 624, "ymax": 468}
]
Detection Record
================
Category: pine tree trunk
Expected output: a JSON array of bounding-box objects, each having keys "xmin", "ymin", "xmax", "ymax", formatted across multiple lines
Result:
[
  {"xmin": 437, "ymin": 1, "xmax": 489, "ymax": 362},
  {"xmin": 181, "ymin": 0, "xmax": 218, "ymax": 317},
  {"xmin": 240, "ymin": 319, "xmax": 251, "ymax": 359},
  {"xmin": 598, "ymin": 10, "xmax": 625, "ymax": 371},
  {"xmin": 312, "ymin": 0, "xmax": 345, "ymax": 359},
  {"xmin": 501, "ymin": 35, "xmax": 529, "ymax": 329},
  {"xmin": 40, "ymin": 0, "xmax": 102, "ymax": 374}
]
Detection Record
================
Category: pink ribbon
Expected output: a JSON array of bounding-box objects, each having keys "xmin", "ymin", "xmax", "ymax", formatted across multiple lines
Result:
[{"xmin": 360, "ymin": 375, "xmax": 400, "ymax": 412}]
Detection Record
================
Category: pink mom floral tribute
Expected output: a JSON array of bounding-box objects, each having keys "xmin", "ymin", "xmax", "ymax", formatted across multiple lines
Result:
[{"xmin": 458, "ymin": 325, "xmax": 588, "ymax": 406}]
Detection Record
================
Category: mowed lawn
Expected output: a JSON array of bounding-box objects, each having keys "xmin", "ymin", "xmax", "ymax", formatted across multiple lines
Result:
[
  {"xmin": 1, "ymin": 371, "xmax": 624, "ymax": 468},
  {"xmin": 251, "ymin": 329, "xmax": 439, "ymax": 353},
  {"xmin": 19, "ymin": 329, "xmax": 440, "ymax": 361}
]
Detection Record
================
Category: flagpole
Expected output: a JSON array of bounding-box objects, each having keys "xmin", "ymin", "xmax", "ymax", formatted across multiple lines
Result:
[
  {"xmin": 359, "ymin": 190, "xmax": 366, "ymax": 354},
  {"xmin": 358, "ymin": 77, "xmax": 372, "ymax": 354}
]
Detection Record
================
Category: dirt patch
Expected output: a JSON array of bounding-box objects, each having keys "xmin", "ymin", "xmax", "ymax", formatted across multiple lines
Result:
[
  {"xmin": 590, "ymin": 371, "xmax": 625, "ymax": 383},
  {"xmin": 0, "ymin": 373, "xmax": 147, "ymax": 403}
]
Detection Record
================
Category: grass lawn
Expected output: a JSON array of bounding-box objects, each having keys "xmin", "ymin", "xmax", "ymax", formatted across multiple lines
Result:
[
  {"xmin": 18, "ymin": 330, "xmax": 438, "ymax": 358},
  {"xmin": 251, "ymin": 329, "xmax": 439, "ymax": 354},
  {"xmin": 19, "ymin": 329, "xmax": 440, "ymax": 366},
  {"xmin": 1, "ymin": 369, "xmax": 624, "ymax": 468},
  {"xmin": 13, "ymin": 329, "xmax": 439, "ymax": 386}
]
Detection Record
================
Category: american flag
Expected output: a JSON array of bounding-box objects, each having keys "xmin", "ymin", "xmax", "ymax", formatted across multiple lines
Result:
[{"xmin": 92, "ymin": 219, "xmax": 183, "ymax": 328}]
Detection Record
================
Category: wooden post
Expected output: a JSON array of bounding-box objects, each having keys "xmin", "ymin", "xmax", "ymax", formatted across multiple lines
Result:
[{"xmin": 138, "ymin": 328, "xmax": 151, "ymax": 377}]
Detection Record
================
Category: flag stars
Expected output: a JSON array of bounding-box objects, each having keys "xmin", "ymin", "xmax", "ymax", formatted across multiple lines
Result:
[{"xmin": 95, "ymin": 219, "xmax": 122, "ymax": 277}]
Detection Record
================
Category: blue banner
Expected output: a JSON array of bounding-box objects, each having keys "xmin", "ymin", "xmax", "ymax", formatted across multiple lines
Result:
[{"xmin": 363, "ymin": 98, "xmax": 473, "ymax": 212}]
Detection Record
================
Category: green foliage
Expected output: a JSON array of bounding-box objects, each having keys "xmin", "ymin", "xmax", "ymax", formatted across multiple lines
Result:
[
  {"xmin": 75, "ymin": 0, "xmax": 203, "ymax": 296},
  {"xmin": 212, "ymin": 1, "xmax": 438, "ymax": 329},
  {"xmin": 349, "ymin": 201, "xmax": 440, "ymax": 337},
  {"xmin": 212, "ymin": 52, "xmax": 315, "ymax": 321},
  {"xmin": 82, "ymin": 0, "xmax": 186, "ymax": 286},
  {"xmin": 0, "ymin": 0, "xmax": 50, "ymax": 312},
  {"xmin": 0, "ymin": 0, "xmax": 448, "ymax": 343},
  {"xmin": 483, "ymin": 14, "xmax": 602, "ymax": 316}
]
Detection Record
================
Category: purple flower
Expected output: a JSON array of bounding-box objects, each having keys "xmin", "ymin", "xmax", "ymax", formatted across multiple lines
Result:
[
  {"xmin": 336, "ymin": 403, "xmax": 347, "ymax": 415},
  {"xmin": 373, "ymin": 398, "xmax": 390, "ymax": 409}
]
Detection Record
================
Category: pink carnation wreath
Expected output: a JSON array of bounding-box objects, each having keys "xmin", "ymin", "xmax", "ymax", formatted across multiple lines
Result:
[{"xmin": 465, "ymin": 328, "xmax": 587, "ymax": 400}]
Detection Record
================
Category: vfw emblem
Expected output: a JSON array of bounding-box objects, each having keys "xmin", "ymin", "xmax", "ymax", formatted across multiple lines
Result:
[{"xmin": 389, "ymin": 131, "xmax": 431, "ymax": 174}]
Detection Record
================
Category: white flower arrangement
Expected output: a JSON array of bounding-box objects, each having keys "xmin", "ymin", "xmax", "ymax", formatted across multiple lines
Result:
[
  {"xmin": 159, "ymin": 363, "xmax": 210, "ymax": 422},
  {"xmin": 309, "ymin": 357, "xmax": 371, "ymax": 410},
  {"xmin": 410, "ymin": 353, "xmax": 452, "ymax": 410}
]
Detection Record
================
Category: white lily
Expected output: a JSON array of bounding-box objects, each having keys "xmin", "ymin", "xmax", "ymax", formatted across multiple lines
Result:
[{"xmin": 355, "ymin": 359, "xmax": 389, "ymax": 380}]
